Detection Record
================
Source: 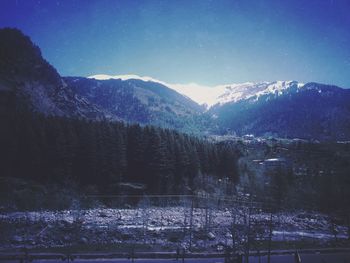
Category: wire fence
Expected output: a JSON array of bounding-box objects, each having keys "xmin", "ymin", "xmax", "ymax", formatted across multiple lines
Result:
[{"xmin": 1, "ymin": 194, "xmax": 349, "ymax": 259}]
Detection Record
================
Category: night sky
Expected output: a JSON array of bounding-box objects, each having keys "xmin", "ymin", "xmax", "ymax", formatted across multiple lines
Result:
[{"xmin": 1, "ymin": 0, "xmax": 350, "ymax": 87}]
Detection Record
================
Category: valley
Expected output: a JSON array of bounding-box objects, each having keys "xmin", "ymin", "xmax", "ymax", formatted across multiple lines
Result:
[{"xmin": 0, "ymin": 27, "xmax": 350, "ymax": 257}]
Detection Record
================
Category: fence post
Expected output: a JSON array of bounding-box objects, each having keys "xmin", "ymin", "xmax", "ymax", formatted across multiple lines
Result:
[
  {"xmin": 347, "ymin": 213, "xmax": 350, "ymax": 241},
  {"xmin": 294, "ymin": 250, "xmax": 301, "ymax": 263},
  {"xmin": 267, "ymin": 211, "xmax": 273, "ymax": 263},
  {"xmin": 245, "ymin": 200, "xmax": 252, "ymax": 263},
  {"xmin": 128, "ymin": 247, "xmax": 135, "ymax": 263}
]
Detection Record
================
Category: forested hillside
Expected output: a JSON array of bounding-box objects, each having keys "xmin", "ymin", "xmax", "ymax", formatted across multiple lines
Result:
[{"xmin": 0, "ymin": 110, "xmax": 240, "ymax": 200}]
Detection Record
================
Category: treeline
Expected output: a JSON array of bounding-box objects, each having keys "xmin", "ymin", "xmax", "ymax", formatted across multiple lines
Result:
[{"xmin": 0, "ymin": 111, "xmax": 240, "ymax": 195}]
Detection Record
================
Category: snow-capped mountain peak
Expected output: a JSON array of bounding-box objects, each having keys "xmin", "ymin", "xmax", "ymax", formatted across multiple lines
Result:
[
  {"xmin": 212, "ymin": 80, "xmax": 304, "ymax": 106},
  {"xmin": 88, "ymin": 74, "xmax": 163, "ymax": 83},
  {"xmin": 168, "ymin": 80, "xmax": 304, "ymax": 108}
]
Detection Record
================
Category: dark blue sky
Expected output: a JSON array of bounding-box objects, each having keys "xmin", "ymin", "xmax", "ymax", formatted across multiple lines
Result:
[{"xmin": 1, "ymin": 0, "xmax": 350, "ymax": 87}]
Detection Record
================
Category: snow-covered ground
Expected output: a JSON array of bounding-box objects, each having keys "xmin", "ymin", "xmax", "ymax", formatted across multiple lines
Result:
[{"xmin": 0, "ymin": 207, "xmax": 348, "ymax": 251}]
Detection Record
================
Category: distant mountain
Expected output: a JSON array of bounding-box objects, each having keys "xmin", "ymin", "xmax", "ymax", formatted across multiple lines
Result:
[
  {"xmin": 148, "ymin": 79, "xmax": 304, "ymax": 108},
  {"xmin": 1, "ymin": 28, "xmax": 350, "ymax": 140},
  {"xmin": 87, "ymin": 74, "xmax": 219, "ymax": 107},
  {"xmin": 64, "ymin": 76, "xmax": 208, "ymax": 133},
  {"xmin": 211, "ymin": 81, "xmax": 303, "ymax": 106},
  {"xmin": 209, "ymin": 82, "xmax": 350, "ymax": 140}
]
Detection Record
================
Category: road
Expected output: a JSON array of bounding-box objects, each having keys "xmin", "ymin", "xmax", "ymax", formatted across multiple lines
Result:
[{"xmin": 1, "ymin": 253, "xmax": 350, "ymax": 263}]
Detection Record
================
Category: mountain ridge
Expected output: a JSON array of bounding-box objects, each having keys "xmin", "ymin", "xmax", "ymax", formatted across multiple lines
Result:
[
  {"xmin": 1, "ymin": 28, "xmax": 350, "ymax": 140},
  {"xmin": 88, "ymin": 74, "xmax": 306, "ymax": 108}
]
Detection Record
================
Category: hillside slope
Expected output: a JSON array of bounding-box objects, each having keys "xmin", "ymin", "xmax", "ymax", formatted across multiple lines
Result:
[{"xmin": 209, "ymin": 82, "xmax": 350, "ymax": 140}]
